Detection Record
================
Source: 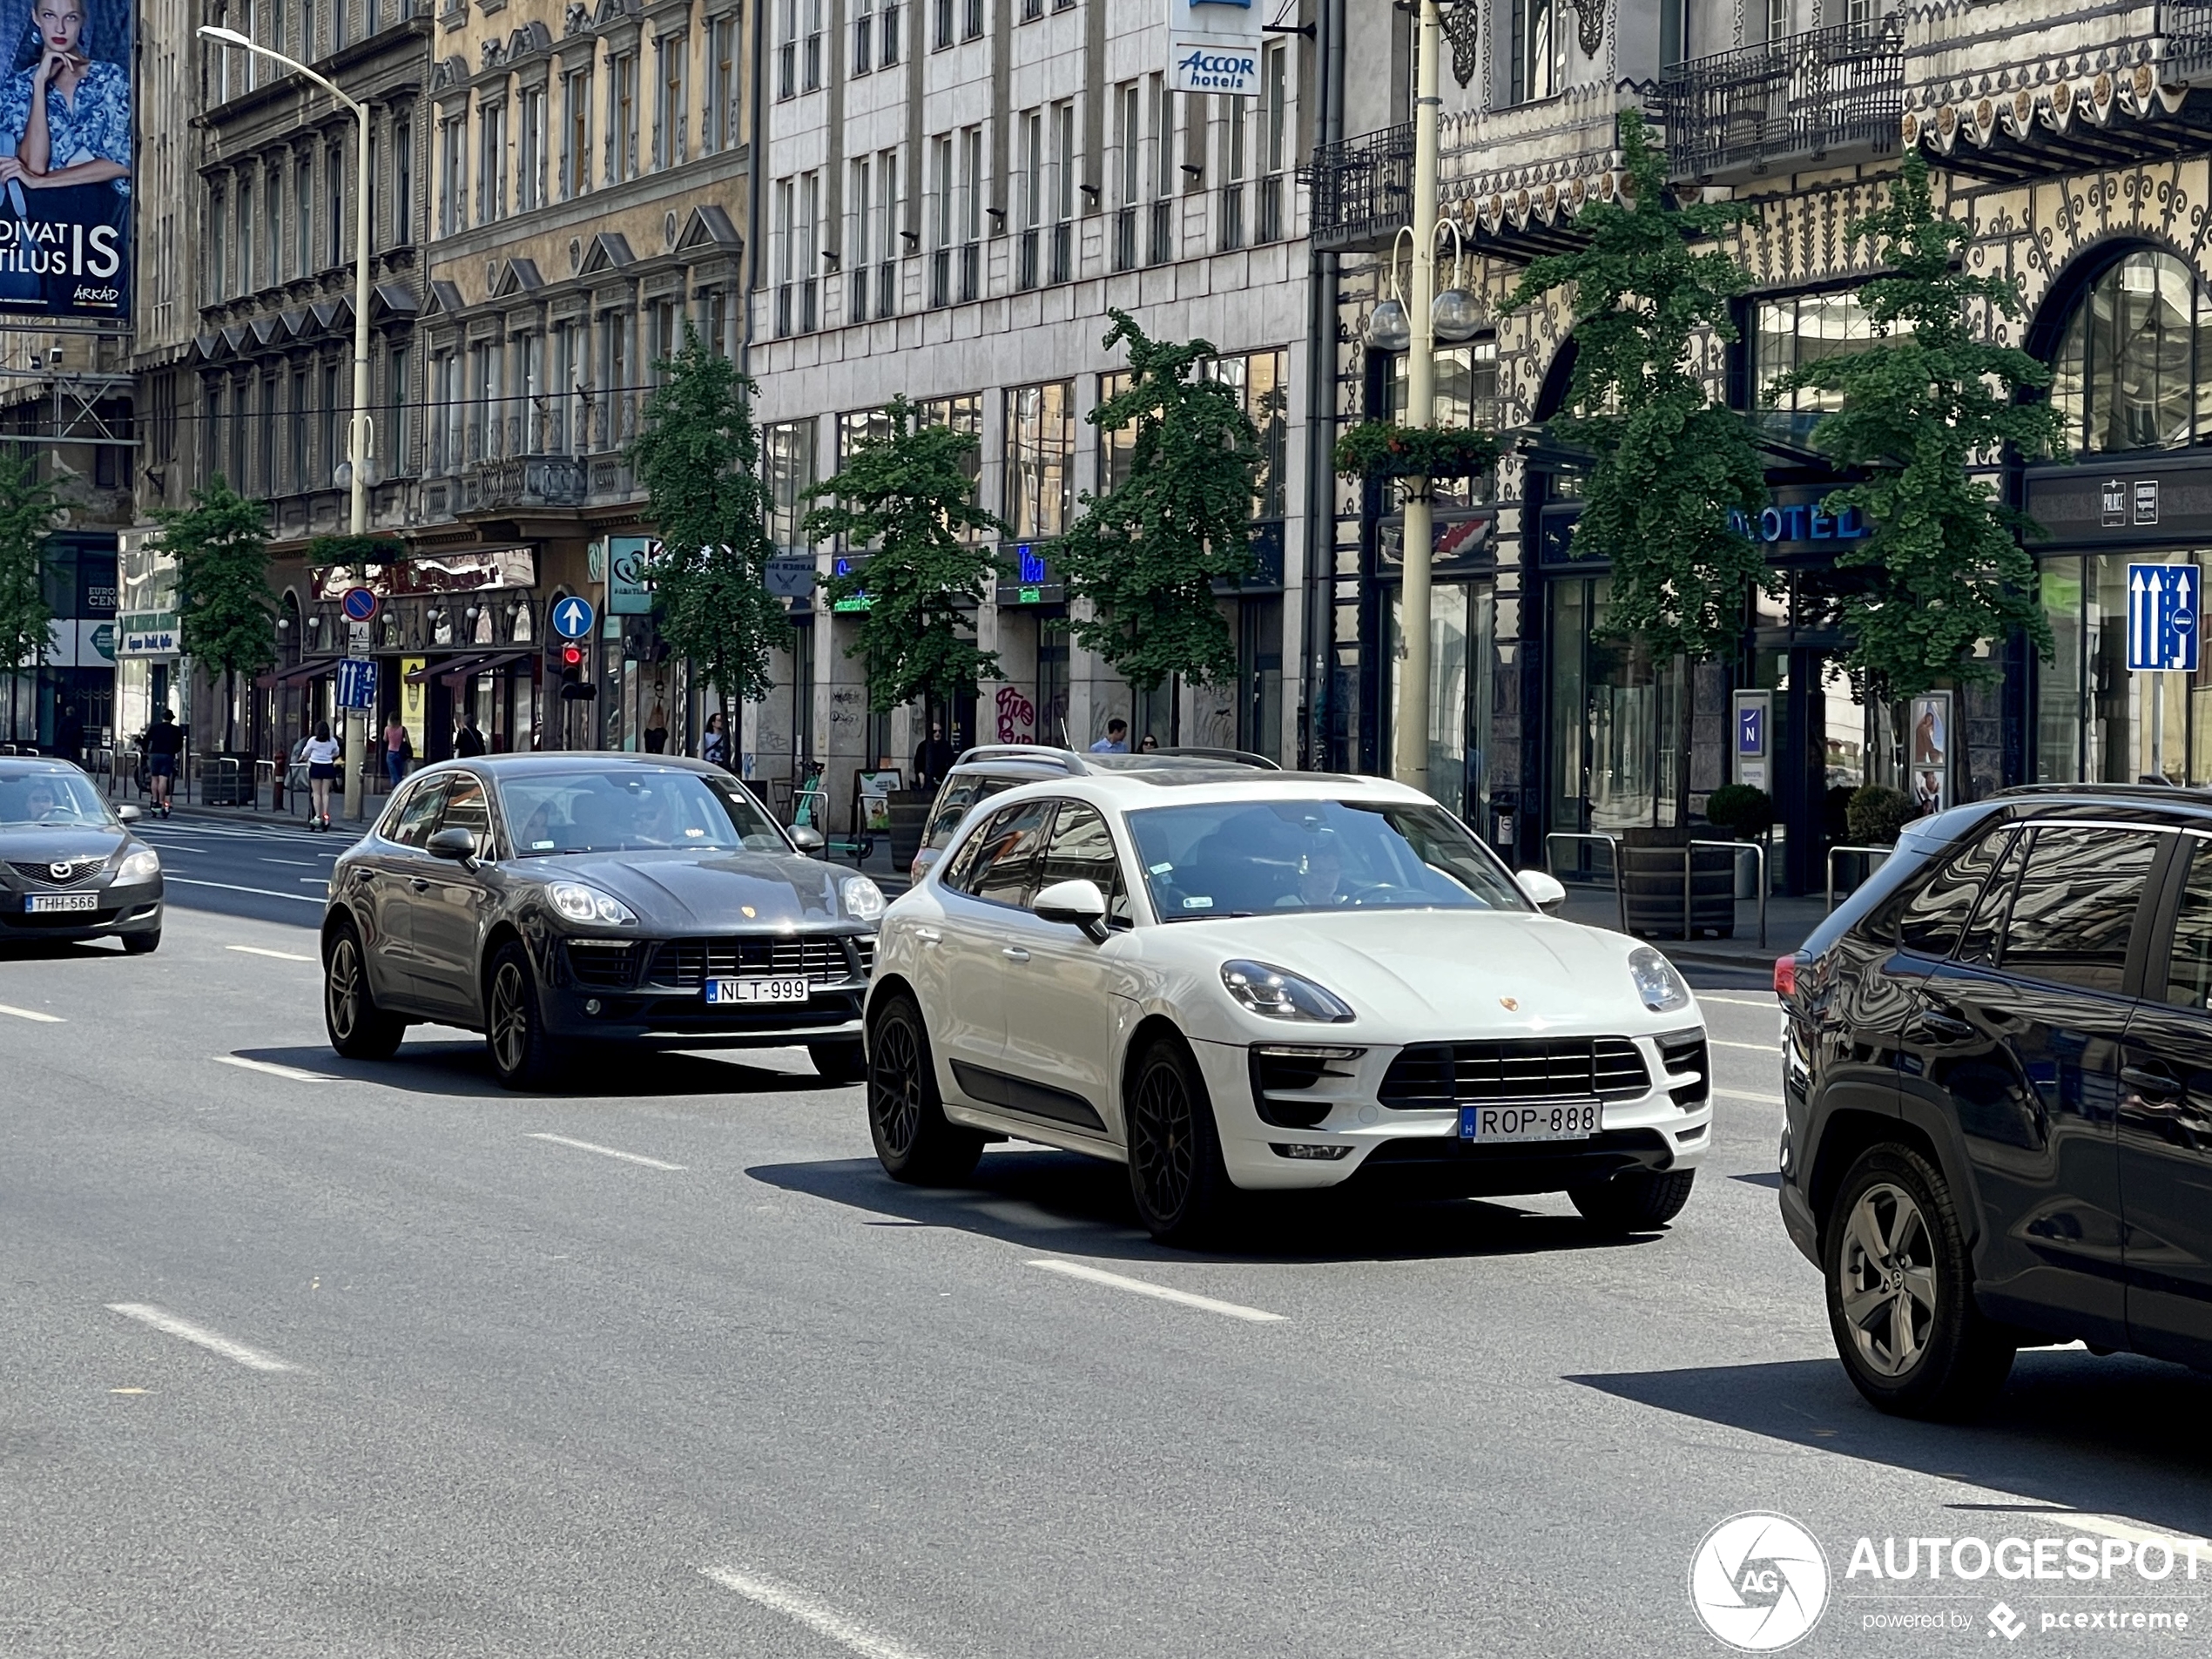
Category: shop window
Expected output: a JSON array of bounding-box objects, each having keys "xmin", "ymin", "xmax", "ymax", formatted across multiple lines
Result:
[
  {"xmin": 2038, "ymin": 550, "xmax": 2212, "ymax": 788},
  {"xmin": 764, "ymin": 418, "xmax": 817, "ymax": 550},
  {"xmin": 1003, "ymin": 381, "xmax": 1075, "ymax": 541},
  {"xmin": 2049, "ymin": 248, "xmax": 2211, "ymax": 455},
  {"xmin": 1754, "ymin": 291, "xmax": 1894, "ymax": 415}
]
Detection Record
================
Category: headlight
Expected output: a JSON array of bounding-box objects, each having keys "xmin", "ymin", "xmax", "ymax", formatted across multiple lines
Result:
[
  {"xmin": 1221, "ymin": 960, "xmax": 1355, "ymax": 1023},
  {"xmin": 114, "ymin": 847, "xmax": 159, "ymax": 883},
  {"xmin": 1628, "ymin": 945, "xmax": 1691, "ymax": 1013},
  {"xmin": 841, "ymin": 875, "xmax": 886, "ymax": 922},
  {"xmin": 548, "ymin": 882, "xmax": 637, "ymax": 926}
]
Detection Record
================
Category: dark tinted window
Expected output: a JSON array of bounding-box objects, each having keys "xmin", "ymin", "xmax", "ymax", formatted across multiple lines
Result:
[
  {"xmin": 1997, "ymin": 825, "xmax": 2161, "ymax": 994},
  {"xmin": 1038, "ymin": 801, "xmax": 1130, "ymax": 927},
  {"xmin": 1897, "ymin": 825, "xmax": 2012, "ymax": 958},
  {"xmin": 946, "ymin": 799, "xmax": 1054, "ymax": 904},
  {"xmin": 388, "ymin": 779, "xmax": 447, "ymax": 847},
  {"xmin": 1955, "ymin": 829, "xmax": 2024, "ymax": 968},
  {"xmin": 2167, "ymin": 839, "xmax": 2212, "ymax": 1011},
  {"xmin": 923, "ymin": 772, "xmax": 1020, "ymax": 852}
]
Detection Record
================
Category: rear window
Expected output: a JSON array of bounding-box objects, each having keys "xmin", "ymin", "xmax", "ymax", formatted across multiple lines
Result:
[
  {"xmin": 1897, "ymin": 825, "xmax": 2013, "ymax": 958},
  {"xmin": 922, "ymin": 772, "xmax": 1023, "ymax": 852},
  {"xmin": 1801, "ymin": 800, "xmax": 2006, "ymax": 961}
]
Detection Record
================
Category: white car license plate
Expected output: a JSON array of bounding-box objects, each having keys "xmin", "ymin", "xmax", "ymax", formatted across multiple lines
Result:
[
  {"xmin": 706, "ymin": 976, "xmax": 809, "ymax": 1005},
  {"xmin": 26, "ymin": 893, "xmax": 97, "ymax": 914},
  {"xmin": 1460, "ymin": 1103, "xmax": 1600, "ymax": 1143}
]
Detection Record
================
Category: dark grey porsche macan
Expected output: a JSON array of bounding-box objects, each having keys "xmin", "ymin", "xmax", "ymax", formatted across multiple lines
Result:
[
  {"xmin": 0, "ymin": 758, "xmax": 163, "ymax": 952},
  {"xmin": 321, "ymin": 755, "xmax": 882, "ymax": 1089}
]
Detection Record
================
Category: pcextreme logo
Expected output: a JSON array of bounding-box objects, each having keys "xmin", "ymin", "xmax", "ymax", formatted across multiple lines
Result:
[{"xmin": 1689, "ymin": 1513, "xmax": 1832, "ymax": 1651}]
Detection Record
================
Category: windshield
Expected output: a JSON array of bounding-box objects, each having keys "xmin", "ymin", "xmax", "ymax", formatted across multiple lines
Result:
[
  {"xmin": 499, "ymin": 768, "xmax": 787, "ymax": 856},
  {"xmin": 1125, "ymin": 798, "xmax": 1529, "ymax": 921},
  {"xmin": 0, "ymin": 771, "xmax": 111, "ymax": 828}
]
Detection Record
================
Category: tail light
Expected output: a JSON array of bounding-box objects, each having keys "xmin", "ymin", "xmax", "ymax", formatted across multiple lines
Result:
[{"xmin": 1773, "ymin": 955, "xmax": 1797, "ymax": 998}]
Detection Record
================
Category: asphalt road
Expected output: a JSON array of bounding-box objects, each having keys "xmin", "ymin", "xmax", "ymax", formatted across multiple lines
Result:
[{"xmin": 6, "ymin": 857, "xmax": 2212, "ymax": 1656}]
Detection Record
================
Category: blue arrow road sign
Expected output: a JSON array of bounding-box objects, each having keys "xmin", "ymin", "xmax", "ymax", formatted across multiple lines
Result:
[
  {"xmin": 2128, "ymin": 563, "xmax": 2201, "ymax": 672},
  {"xmin": 335, "ymin": 657, "xmax": 379, "ymax": 711},
  {"xmin": 551, "ymin": 595, "xmax": 597, "ymax": 639}
]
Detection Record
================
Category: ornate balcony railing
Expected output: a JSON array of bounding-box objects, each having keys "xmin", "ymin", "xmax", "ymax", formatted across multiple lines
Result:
[
  {"xmin": 1656, "ymin": 16, "xmax": 1904, "ymax": 181},
  {"xmin": 1300, "ymin": 122, "xmax": 1411, "ymax": 253},
  {"xmin": 2163, "ymin": 0, "xmax": 2212, "ymax": 81},
  {"xmin": 460, "ymin": 455, "xmax": 586, "ymax": 513}
]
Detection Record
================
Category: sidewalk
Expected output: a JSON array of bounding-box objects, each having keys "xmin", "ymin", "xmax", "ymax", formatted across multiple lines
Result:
[{"xmin": 1552, "ymin": 880, "xmax": 1831, "ymax": 977}]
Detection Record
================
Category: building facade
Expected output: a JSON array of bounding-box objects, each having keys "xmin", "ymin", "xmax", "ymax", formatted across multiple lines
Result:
[
  {"xmin": 1307, "ymin": 0, "xmax": 2212, "ymax": 891},
  {"xmin": 748, "ymin": 0, "xmax": 1313, "ymax": 823}
]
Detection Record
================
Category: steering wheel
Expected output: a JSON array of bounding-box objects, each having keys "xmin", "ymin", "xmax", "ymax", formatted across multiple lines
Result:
[{"xmin": 1343, "ymin": 880, "xmax": 1403, "ymax": 906}]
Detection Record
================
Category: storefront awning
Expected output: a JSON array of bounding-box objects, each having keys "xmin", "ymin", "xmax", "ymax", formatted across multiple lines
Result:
[
  {"xmin": 405, "ymin": 649, "xmax": 532, "ymax": 685},
  {"xmin": 255, "ymin": 660, "xmax": 332, "ymax": 689}
]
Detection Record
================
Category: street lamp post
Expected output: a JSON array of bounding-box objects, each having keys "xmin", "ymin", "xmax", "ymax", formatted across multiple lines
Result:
[
  {"xmin": 1390, "ymin": 0, "xmax": 1443, "ymax": 797},
  {"xmin": 199, "ymin": 25, "xmax": 374, "ymax": 819}
]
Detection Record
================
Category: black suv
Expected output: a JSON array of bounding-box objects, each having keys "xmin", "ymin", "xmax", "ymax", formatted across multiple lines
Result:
[{"xmin": 1783, "ymin": 786, "xmax": 2212, "ymax": 1417}]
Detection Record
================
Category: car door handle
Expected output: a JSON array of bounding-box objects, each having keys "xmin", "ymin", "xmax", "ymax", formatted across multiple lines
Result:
[
  {"xmin": 913, "ymin": 927, "xmax": 941, "ymax": 946},
  {"xmin": 409, "ymin": 877, "xmax": 430, "ymax": 893},
  {"xmin": 2122, "ymin": 1062, "xmax": 2184, "ymax": 1098},
  {"xmin": 1001, "ymin": 947, "xmax": 1030, "ymax": 962}
]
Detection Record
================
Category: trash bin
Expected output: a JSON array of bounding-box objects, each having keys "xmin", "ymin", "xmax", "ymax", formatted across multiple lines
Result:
[{"xmin": 201, "ymin": 752, "xmax": 253, "ymax": 806}]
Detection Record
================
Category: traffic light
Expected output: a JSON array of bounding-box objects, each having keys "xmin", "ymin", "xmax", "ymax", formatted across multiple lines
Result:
[{"xmin": 558, "ymin": 641, "xmax": 597, "ymax": 701}]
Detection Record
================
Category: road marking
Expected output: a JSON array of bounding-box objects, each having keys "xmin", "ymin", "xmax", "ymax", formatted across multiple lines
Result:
[
  {"xmin": 299, "ymin": 878, "xmax": 330, "ymax": 887},
  {"xmin": 2046, "ymin": 1513, "xmax": 2212, "ymax": 1554},
  {"xmin": 1699, "ymin": 994, "xmax": 1778, "ymax": 1008},
  {"xmin": 105, "ymin": 1303, "xmax": 297, "ymax": 1372},
  {"xmin": 0, "ymin": 1002, "xmax": 64, "ymax": 1023},
  {"xmin": 1716, "ymin": 1086, "xmax": 1784, "ymax": 1105},
  {"xmin": 1027, "ymin": 1258, "xmax": 1285, "ymax": 1323},
  {"xmin": 260, "ymin": 858, "xmax": 320, "ymax": 867},
  {"xmin": 226, "ymin": 945, "xmax": 315, "ymax": 962},
  {"xmin": 165, "ymin": 876, "xmax": 326, "ymax": 904},
  {"xmin": 212, "ymin": 1055, "xmax": 339, "ymax": 1083},
  {"xmin": 1710, "ymin": 1038, "xmax": 1778, "ymax": 1052},
  {"xmin": 699, "ymin": 1567, "xmax": 932, "ymax": 1659},
  {"xmin": 523, "ymin": 1132, "xmax": 685, "ymax": 1171}
]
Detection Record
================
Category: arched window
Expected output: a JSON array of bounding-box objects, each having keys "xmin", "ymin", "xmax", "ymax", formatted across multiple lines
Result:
[{"xmin": 2049, "ymin": 248, "xmax": 2212, "ymax": 455}]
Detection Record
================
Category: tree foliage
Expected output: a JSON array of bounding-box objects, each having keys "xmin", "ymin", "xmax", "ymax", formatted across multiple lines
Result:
[
  {"xmin": 0, "ymin": 448, "xmax": 57, "ymax": 678},
  {"xmin": 1503, "ymin": 109, "xmax": 1768, "ymax": 667},
  {"xmin": 1057, "ymin": 309, "xmax": 1261, "ymax": 691},
  {"xmin": 628, "ymin": 323, "xmax": 789, "ymax": 714},
  {"xmin": 1771, "ymin": 152, "xmax": 2060, "ymax": 698},
  {"xmin": 801, "ymin": 395, "xmax": 1008, "ymax": 712}
]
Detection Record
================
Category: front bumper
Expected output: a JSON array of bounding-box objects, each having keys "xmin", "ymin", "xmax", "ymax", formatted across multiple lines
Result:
[
  {"xmin": 0, "ymin": 880, "xmax": 163, "ymax": 942},
  {"xmin": 1189, "ymin": 1032, "xmax": 1715, "ymax": 1194},
  {"xmin": 536, "ymin": 927, "xmax": 873, "ymax": 1048}
]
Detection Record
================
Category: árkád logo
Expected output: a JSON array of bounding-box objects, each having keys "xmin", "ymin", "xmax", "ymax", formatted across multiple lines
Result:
[{"xmin": 1689, "ymin": 1514, "xmax": 1831, "ymax": 1651}]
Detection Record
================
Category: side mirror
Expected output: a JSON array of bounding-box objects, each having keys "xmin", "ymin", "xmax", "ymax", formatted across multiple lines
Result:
[
  {"xmin": 790, "ymin": 825, "xmax": 826, "ymax": 856},
  {"xmin": 427, "ymin": 826, "xmax": 479, "ymax": 863},
  {"xmin": 115, "ymin": 804, "xmax": 142, "ymax": 823},
  {"xmin": 1516, "ymin": 869, "xmax": 1567, "ymax": 915},
  {"xmin": 1034, "ymin": 877, "xmax": 1109, "ymax": 941}
]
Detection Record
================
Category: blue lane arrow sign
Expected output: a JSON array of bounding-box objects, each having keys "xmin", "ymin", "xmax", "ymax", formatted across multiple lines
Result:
[
  {"xmin": 551, "ymin": 595, "xmax": 597, "ymax": 639},
  {"xmin": 2128, "ymin": 563, "xmax": 2201, "ymax": 672}
]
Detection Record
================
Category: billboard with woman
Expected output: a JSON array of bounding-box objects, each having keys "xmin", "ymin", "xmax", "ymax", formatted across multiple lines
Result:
[{"xmin": 0, "ymin": 0, "xmax": 127, "ymax": 319}]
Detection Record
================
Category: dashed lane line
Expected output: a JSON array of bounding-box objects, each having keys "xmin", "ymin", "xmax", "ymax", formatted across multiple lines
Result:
[
  {"xmin": 1027, "ymin": 1258, "xmax": 1286, "ymax": 1324},
  {"xmin": 1710, "ymin": 1039, "xmax": 1780, "ymax": 1052},
  {"xmin": 524, "ymin": 1132, "xmax": 686, "ymax": 1172},
  {"xmin": 1715, "ymin": 1087, "xmax": 1784, "ymax": 1106},
  {"xmin": 211, "ymin": 1055, "xmax": 341, "ymax": 1083},
  {"xmin": 225, "ymin": 945, "xmax": 316, "ymax": 962},
  {"xmin": 105, "ymin": 1303, "xmax": 297, "ymax": 1372},
  {"xmin": 699, "ymin": 1567, "xmax": 933, "ymax": 1659},
  {"xmin": 165, "ymin": 876, "xmax": 326, "ymax": 904},
  {"xmin": 0, "ymin": 1003, "xmax": 64, "ymax": 1023}
]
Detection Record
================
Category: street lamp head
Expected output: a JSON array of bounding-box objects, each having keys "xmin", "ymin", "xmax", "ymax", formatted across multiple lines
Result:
[
  {"xmin": 1366, "ymin": 297, "xmax": 1413, "ymax": 354},
  {"xmin": 197, "ymin": 25, "xmax": 253, "ymax": 47},
  {"xmin": 1432, "ymin": 287, "xmax": 1483, "ymax": 343}
]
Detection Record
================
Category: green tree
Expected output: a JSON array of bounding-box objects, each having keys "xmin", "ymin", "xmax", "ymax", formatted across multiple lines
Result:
[
  {"xmin": 154, "ymin": 474, "xmax": 274, "ymax": 750},
  {"xmin": 0, "ymin": 448, "xmax": 58, "ymax": 689},
  {"xmin": 1058, "ymin": 309, "xmax": 1261, "ymax": 692},
  {"xmin": 801, "ymin": 395, "xmax": 1008, "ymax": 713},
  {"xmin": 1503, "ymin": 109, "xmax": 1768, "ymax": 833},
  {"xmin": 628, "ymin": 323, "xmax": 789, "ymax": 739},
  {"xmin": 1771, "ymin": 152, "xmax": 2060, "ymax": 707}
]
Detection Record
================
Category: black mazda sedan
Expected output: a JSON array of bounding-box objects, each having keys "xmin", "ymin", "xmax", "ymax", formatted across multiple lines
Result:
[
  {"xmin": 1782, "ymin": 784, "xmax": 2212, "ymax": 1419},
  {"xmin": 320, "ymin": 755, "xmax": 882, "ymax": 1088},
  {"xmin": 0, "ymin": 758, "xmax": 162, "ymax": 953}
]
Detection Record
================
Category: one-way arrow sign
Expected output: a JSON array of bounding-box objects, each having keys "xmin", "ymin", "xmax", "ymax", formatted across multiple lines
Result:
[
  {"xmin": 551, "ymin": 595, "xmax": 597, "ymax": 639},
  {"xmin": 2128, "ymin": 563, "xmax": 2200, "ymax": 672}
]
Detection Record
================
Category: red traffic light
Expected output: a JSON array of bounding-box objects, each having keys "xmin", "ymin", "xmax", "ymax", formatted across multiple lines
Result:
[{"xmin": 561, "ymin": 644, "xmax": 583, "ymax": 668}]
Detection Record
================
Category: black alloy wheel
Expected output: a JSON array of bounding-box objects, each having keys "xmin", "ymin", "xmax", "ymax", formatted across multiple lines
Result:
[
  {"xmin": 324, "ymin": 919, "xmax": 404, "ymax": 1060},
  {"xmin": 1126, "ymin": 1036, "xmax": 1236, "ymax": 1247},
  {"xmin": 486, "ymin": 940, "xmax": 563, "ymax": 1090},
  {"xmin": 866, "ymin": 992, "xmax": 981, "ymax": 1184},
  {"xmin": 1824, "ymin": 1143, "xmax": 2015, "ymax": 1420}
]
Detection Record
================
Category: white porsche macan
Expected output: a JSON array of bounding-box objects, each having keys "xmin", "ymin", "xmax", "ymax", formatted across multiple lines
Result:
[{"xmin": 861, "ymin": 766, "xmax": 1712, "ymax": 1244}]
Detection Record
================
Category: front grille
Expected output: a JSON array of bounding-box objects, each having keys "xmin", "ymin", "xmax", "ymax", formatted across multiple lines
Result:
[
  {"xmin": 1379, "ymin": 1037, "xmax": 1651, "ymax": 1109},
  {"xmin": 564, "ymin": 941, "xmax": 640, "ymax": 989},
  {"xmin": 8, "ymin": 858, "xmax": 104, "ymax": 888},
  {"xmin": 1656, "ymin": 1028, "xmax": 1709, "ymax": 1107},
  {"xmin": 646, "ymin": 934, "xmax": 858, "ymax": 989}
]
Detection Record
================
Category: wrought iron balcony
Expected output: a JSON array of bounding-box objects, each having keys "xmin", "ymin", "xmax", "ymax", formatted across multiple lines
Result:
[
  {"xmin": 1656, "ymin": 16, "xmax": 1904, "ymax": 182},
  {"xmin": 1300, "ymin": 123, "xmax": 1412, "ymax": 253},
  {"xmin": 460, "ymin": 455, "xmax": 586, "ymax": 512}
]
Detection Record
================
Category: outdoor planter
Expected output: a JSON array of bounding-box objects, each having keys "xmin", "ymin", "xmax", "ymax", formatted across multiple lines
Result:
[{"xmin": 1618, "ymin": 828, "xmax": 1737, "ymax": 940}]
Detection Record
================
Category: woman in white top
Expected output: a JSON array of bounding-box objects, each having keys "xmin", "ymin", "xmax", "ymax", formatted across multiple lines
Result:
[{"xmin": 301, "ymin": 719, "xmax": 343, "ymax": 830}]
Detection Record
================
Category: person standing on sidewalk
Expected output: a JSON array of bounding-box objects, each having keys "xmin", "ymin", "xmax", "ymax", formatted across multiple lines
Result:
[
  {"xmin": 381, "ymin": 717, "xmax": 411, "ymax": 790},
  {"xmin": 142, "ymin": 707, "xmax": 183, "ymax": 818},
  {"xmin": 454, "ymin": 714, "xmax": 487, "ymax": 757},
  {"xmin": 303, "ymin": 721, "xmax": 342, "ymax": 830}
]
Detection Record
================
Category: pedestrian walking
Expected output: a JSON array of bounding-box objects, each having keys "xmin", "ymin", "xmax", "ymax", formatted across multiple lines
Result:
[
  {"xmin": 912, "ymin": 721, "xmax": 955, "ymax": 788},
  {"xmin": 142, "ymin": 706, "xmax": 183, "ymax": 818},
  {"xmin": 382, "ymin": 717, "xmax": 411, "ymax": 788},
  {"xmin": 454, "ymin": 715, "xmax": 488, "ymax": 758},
  {"xmin": 303, "ymin": 720, "xmax": 342, "ymax": 830},
  {"xmin": 1089, "ymin": 718, "xmax": 1130, "ymax": 754},
  {"xmin": 643, "ymin": 699, "xmax": 669, "ymax": 754},
  {"xmin": 702, "ymin": 711, "xmax": 728, "ymax": 769}
]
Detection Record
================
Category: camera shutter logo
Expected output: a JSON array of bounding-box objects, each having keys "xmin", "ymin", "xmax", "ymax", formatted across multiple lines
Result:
[{"xmin": 1689, "ymin": 1513, "xmax": 1830, "ymax": 1651}]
